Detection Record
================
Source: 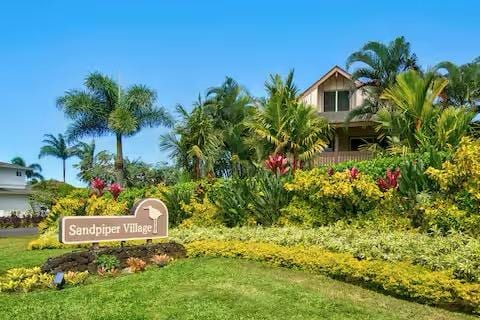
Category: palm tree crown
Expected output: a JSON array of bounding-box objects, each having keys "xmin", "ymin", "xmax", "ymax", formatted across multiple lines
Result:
[
  {"xmin": 377, "ymin": 70, "xmax": 474, "ymax": 152},
  {"xmin": 248, "ymin": 70, "xmax": 331, "ymax": 171},
  {"xmin": 57, "ymin": 72, "xmax": 172, "ymax": 182},
  {"xmin": 39, "ymin": 133, "xmax": 74, "ymax": 182},
  {"xmin": 346, "ymin": 36, "xmax": 419, "ymax": 121},
  {"xmin": 160, "ymin": 99, "xmax": 223, "ymax": 179},
  {"xmin": 10, "ymin": 157, "xmax": 44, "ymax": 183},
  {"xmin": 434, "ymin": 57, "xmax": 480, "ymax": 109}
]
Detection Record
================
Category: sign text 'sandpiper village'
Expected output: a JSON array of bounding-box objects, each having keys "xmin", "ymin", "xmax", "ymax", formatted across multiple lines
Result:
[{"xmin": 59, "ymin": 198, "xmax": 168, "ymax": 244}]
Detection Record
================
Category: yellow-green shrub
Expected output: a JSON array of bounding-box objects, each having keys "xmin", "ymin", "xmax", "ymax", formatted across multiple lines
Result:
[
  {"xmin": 38, "ymin": 196, "xmax": 86, "ymax": 233},
  {"xmin": 425, "ymin": 137, "xmax": 480, "ymax": 234},
  {"xmin": 180, "ymin": 197, "xmax": 221, "ymax": 228},
  {"xmin": 64, "ymin": 271, "xmax": 89, "ymax": 285},
  {"xmin": 187, "ymin": 240, "xmax": 480, "ymax": 314},
  {"xmin": 0, "ymin": 267, "xmax": 54, "ymax": 293},
  {"xmin": 426, "ymin": 137, "xmax": 480, "ymax": 198},
  {"xmin": 85, "ymin": 195, "xmax": 128, "ymax": 216},
  {"xmin": 283, "ymin": 168, "xmax": 383, "ymax": 225}
]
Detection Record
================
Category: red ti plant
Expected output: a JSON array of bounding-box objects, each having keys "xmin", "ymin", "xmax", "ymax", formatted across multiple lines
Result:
[
  {"xmin": 265, "ymin": 154, "xmax": 290, "ymax": 176},
  {"xmin": 91, "ymin": 177, "xmax": 106, "ymax": 196},
  {"xmin": 348, "ymin": 167, "xmax": 359, "ymax": 181},
  {"xmin": 327, "ymin": 167, "xmax": 335, "ymax": 176},
  {"xmin": 108, "ymin": 183, "xmax": 123, "ymax": 200},
  {"xmin": 377, "ymin": 169, "xmax": 401, "ymax": 192}
]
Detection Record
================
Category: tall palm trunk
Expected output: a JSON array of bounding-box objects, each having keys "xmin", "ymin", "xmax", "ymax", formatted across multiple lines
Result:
[
  {"xmin": 62, "ymin": 158, "xmax": 66, "ymax": 183},
  {"xmin": 194, "ymin": 156, "xmax": 201, "ymax": 179},
  {"xmin": 115, "ymin": 133, "xmax": 125, "ymax": 183}
]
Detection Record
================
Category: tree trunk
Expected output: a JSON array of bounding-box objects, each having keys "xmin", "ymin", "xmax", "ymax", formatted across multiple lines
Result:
[
  {"xmin": 194, "ymin": 157, "xmax": 201, "ymax": 180},
  {"xmin": 63, "ymin": 158, "xmax": 66, "ymax": 183},
  {"xmin": 115, "ymin": 133, "xmax": 125, "ymax": 183},
  {"xmin": 292, "ymin": 153, "xmax": 298, "ymax": 174}
]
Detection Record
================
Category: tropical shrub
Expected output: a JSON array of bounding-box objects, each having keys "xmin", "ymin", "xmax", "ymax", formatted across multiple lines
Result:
[
  {"xmin": 0, "ymin": 267, "xmax": 53, "ymax": 293},
  {"xmin": 38, "ymin": 196, "xmax": 86, "ymax": 233},
  {"xmin": 158, "ymin": 182, "xmax": 197, "ymax": 227},
  {"xmin": 210, "ymin": 178, "xmax": 251, "ymax": 227},
  {"xmin": 180, "ymin": 197, "xmax": 221, "ymax": 228},
  {"xmin": 283, "ymin": 168, "xmax": 382, "ymax": 225},
  {"xmin": 30, "ymin": 180, "xmax": 76, "ymax": 214},
  {"xmin": 0, "ymin": 212, "xmax": 44, "ymax": 229},
  {"xmin": 64, "ymin": 271, "xmax": 89, "ymax": 285},
  {"xmin": 187, "ymin": 240, "xmax": 480, "ymax": 313},
  {"xmin": 329, "ymin": 155, "xmax": 407, "ymax": 179},
  {"xmin": 211, "ymin": 173, "xmax": 291, "ymax": 227},
  {"xmin": 150, "ymin": 254, "xmax": 171, "ymax": 267},
  {"xmin": 84, "ymin": 195, "xmax": 128, "ymax": 216},
  {"xmin": 125, "ymin": 257, "xmax": 147, "ymax": 273},
  {"xmin": 95, "ymin": 255, "xmax": 120, "ymax": 272}
]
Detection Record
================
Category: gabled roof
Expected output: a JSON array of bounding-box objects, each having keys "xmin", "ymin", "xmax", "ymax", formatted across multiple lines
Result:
[
  {"xmin": 0, "ymin": 162, "xmax": 30, "ymax": 171},
  {"xmin": 299, "ymin": 65, "xmax": 363, "ymax": 99}
]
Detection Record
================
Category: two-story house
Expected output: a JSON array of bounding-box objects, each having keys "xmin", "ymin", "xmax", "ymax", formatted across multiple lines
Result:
[
  {"xmin": 299, "ymin": 66, "xmax": 376, "ymax": 163},
  {"xmin": 0, "ymin": 162, "xmax": 32, "ymax": 216}
]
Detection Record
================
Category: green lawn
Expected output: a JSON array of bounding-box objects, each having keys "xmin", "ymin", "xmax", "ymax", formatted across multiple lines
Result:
[
  {"xmin": 0, "ymin": 236, "xmax": 475, "ymax": 320},
  {"xmin": 0, "ymin": 235, "xmax": 71, "ymax": 272}
]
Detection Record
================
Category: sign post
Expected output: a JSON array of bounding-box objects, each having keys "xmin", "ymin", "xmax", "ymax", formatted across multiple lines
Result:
[{"xmin": 59, "ymin": 198, "xmax": 168, "ymax": 245}]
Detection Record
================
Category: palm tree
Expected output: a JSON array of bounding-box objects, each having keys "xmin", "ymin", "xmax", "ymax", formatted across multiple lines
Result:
[
  {"xmin": 39, "ymin": 134, "xmax": 74, "ymax": 182},
  {"xmin": 346, "ymin": 36, "xmax": 419, "ymax": 121},
  {"xmin": 10, "ymin": 157, "xmax": 44, "ymax": 183},
  {"xmin": 57, "ymin": 72, "xmax": 172, "ymax": 183},
  {"xmin": 72, "ymin": 140, "xmax": 96, "ymax": 183},
  {"xmin": 205, "ymin": 77, "xmax": 254, "ymax": 176},
  {"xmin": 249, "ymin": 71, "xmax": 331, "ymax": 171},
  {"xmin": 377, "ymin": 70, "xmax": 474, "ymax": 152},
  {"xmin": 434, "ymin": 57, "xmax": 480, "ymax": 109},
  {"xmin": 160, "ymin": 99, "xmax": 223, "ymax": 179}
]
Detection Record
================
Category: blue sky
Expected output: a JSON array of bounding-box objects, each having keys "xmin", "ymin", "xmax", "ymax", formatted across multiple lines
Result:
[{"xmin": 0, "ymin": 1, "xmax": 478, "ymax": 186}]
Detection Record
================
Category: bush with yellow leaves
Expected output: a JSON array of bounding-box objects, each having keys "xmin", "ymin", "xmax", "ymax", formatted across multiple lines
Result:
[
  {"xmin": 180, "ymin": 197, "xmax": 221, "ymax": 228},
  {"xmin": 85, "ymin": 195, "xmax": 128, "ymax": 216},
  {"xmin": 0, "ymin": 267, "xmax": 54, "ymax": 293},
  {"xmin": 282, "ymin": 168, "xmax": 383, "ymax": 226},
  {"xmin": 425, "ymin": 137, "xmax": 480, "ymax": 234}
]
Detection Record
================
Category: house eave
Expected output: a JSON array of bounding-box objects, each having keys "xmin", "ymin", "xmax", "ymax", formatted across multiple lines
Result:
[{"xmin": 299, "ymin": 65, "xmax": 363, "ymax": 99}]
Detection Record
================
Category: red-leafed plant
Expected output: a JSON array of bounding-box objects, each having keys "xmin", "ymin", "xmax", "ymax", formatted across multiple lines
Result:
[
  {"xmin": 91, "ymin": 177, "xmax": 106, "ymax": 196},
  {"xmin": 265, "ymin": 154, "xmax": 290, "ymax": 176},
  {"xmin": 327, "ymin": 167, "xmax": 335, "ymax": 176},
  {"xmin": 377, "ymin": 169, "xmax": 401, "ymax": 192},
  {"xmin": 348, "ymin": 167, "xmax": 359, "ymax": 181},
  {"xmin": 108, "ymin": 183, "xmax": 123, "ymax": 200}
]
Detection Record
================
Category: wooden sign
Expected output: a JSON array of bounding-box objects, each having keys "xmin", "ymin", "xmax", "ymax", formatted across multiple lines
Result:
[{"xmin": 59, "ymin": 198, "xmax": 168, "ymax": 244}]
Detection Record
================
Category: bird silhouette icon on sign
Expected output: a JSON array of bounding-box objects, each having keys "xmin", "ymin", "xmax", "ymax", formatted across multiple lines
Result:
[{"xmin": 144, "ymin": 205, "xmax": 164, "ymax": 234}]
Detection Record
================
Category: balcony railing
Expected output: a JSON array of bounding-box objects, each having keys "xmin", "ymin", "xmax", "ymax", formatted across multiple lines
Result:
[{"xmin": 314, "ymin": 151, "xmax": 373, "ymax": 165}]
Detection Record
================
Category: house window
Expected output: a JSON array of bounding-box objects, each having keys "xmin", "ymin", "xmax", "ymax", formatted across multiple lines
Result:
[
  {"xmin": 324, "ymin": 90, "xmax": 350, "ymax": 112},
  {"xmin": 16, "ymin": 170, "xmax": 22, "ymax": 177}
]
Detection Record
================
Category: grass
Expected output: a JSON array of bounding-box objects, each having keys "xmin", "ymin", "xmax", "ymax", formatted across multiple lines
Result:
[
  {"xmin": 0, "ymin": 235, "xmax": 71, "ymax": 272},
  {"xmin": 0, "ymin": 237, "xmax": 476, "ymax": 320}
]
